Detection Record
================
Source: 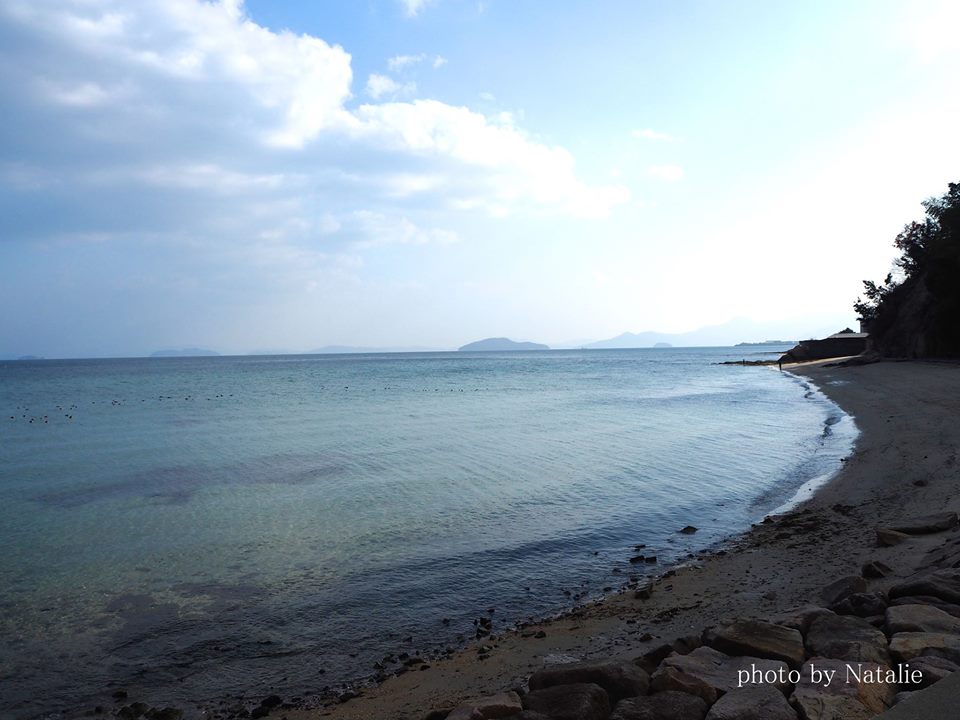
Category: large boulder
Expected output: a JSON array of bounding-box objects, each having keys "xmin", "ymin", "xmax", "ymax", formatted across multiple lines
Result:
[
  {"xmin": 704, "ymin": 619, "xmax": 805, "ymax": 667},
  {"xmin": 609, "ymin": 691, "xmax": 709, "ymax": 720},
  {"xmin": 886, "ymin": 603, "xmax": 960, "ymax": 635},
  {"xmin": 771, "ymin": 606, "xmax": 835, "ymax": 635},
  {"xmin": 528, "ymin": 661, "xmax": 649, "ymax": 703},
  {"xmin": 446, "ymin": 692, "xmax": 523, "ymax": 720},
  {"xmin": 830, "ymin": 592, "xmax": 887, "ymax": 618},
  {"xmin": 886, "ymin": 512, "xmax": 958, "ymax": 534},
  {"xmin": 521, "ymin": 683, "xmax": 610, "ymax": 720},
  {"xmin": 924, "ymin": 536, "xmax": 960, "ymax": 571},
  {"xmin": 876, "ymin": 528, "xmax": 911, "ymax": 547},
  {"xmin": 704, "ymin": 686, "xmax": 797, "ymax": 720},
  {"xmin": 906, "ymin": 655, "xmax": 960, "ymax": 689},
  {"xmin": 672, "ymin": 634, "xmax": 702, "ymax": 655},
  {"xmin": 649, "ymin": 666, "xmax": 719, "ymax": 705},
  {"xmin": 819, "ymin": 576, "xmax": 867, "ymax": 607},
  {"xmin": 888, "ymin": 595, "xmax": 960, "ymax": 618},
  {"xmin": 892, "ymin": 691, "xmax": 915, "ymax": 707},
  {"xmin": 861, "ymin": 561, "xmax": 892, "ymax": 579},
  {"xmin": 889, "ymin": 570, "xmax": 960, "ymax": 605},
  {"xmin": 888, "ymin": 632, "xmax": 960, "ymax": 664},
  {"xmin": 635, "ymin": 644, "xmax": 677, "ymax": 674},
  {"xmin": 804, "ymin": 614, "xmax": 891, "ymax": 666},
  {"xmin": 789, "ymin": 658, "xmax": 895, "ymax": 720},
  {"xmin": 659, "ymin": 646, "xmax": 792, "ymax": 696}
]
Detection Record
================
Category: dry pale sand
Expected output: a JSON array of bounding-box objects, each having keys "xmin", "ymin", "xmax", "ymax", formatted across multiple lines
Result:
[{"xmin": 289, "ymin": 359, "xmax": 960, "ymax": 720}]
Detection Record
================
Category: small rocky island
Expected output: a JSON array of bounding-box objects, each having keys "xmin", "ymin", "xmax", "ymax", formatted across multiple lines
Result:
[{"xmin": 458, "ymin": 338, "xmax": 550, "ymax": 352}]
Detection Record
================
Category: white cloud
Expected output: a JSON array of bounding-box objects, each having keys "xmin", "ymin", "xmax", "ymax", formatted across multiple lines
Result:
[
  {"xmin": 0, "ymin": 0, "xmax": 628, "ymax": 238},
  {"xmin": 350, "ymin": 211, "xmax": 459, "ymax": 247},
  {"xmin": 379, "ymin": 173, "xmax": 446, "ymax": 198},
  {"xmin": 387, "ymin": 53, "xmax": 446, "ymax": 71},
  {"xmin": 388, "ymin": 53, "xmax": 425, "ymax": 71},
  {"xmin": 354, "ymin": 100, "xmax": 629, "ymax": 218},
  {"xmin": 138, "ymin": 164, "xmax": 286, "ymax": 194},
  {"xmin": 398, "ymin": 0, "xmax": 435, "ymax": 17},
  {"xmin": 318, "ymin": 214, "xmax": 341, "ymax": 234},
  {"xmin": 631, "ymin": 128, "xmax": 676, "ymax": 142},
  {"xmin": 648, "ymin": 164, "xmax": 685, "ymax": 182},
  {"xmin": 45, "ymin": 81, "xmax": 115, "ymax": 107},
  {"xmin": 365, "ymin": 73, "xmax": 416, "ymax": 100},
  {"xmin": 4, "ymin": 0, "xmax": 356, "ymax": 149}
]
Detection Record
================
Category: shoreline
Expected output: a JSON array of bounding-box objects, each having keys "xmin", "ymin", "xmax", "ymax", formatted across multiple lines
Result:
[{"xmin": 278, "ymin": 358, "xmax": 960, "ymax": 720}]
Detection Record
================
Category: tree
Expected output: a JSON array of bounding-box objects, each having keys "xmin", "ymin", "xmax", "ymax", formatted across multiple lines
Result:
[{"xmin": 855, "ymin": 182, "xmax": 960, "ymax": 357}]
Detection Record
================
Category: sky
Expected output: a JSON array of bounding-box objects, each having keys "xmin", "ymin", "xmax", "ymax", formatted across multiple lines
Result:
[{"xmin": 1, "ymin": 0, "xmax": 959, "ymax": 357}]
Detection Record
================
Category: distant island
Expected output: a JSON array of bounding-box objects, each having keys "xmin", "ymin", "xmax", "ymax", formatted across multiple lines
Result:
[
  {"xmin": 653, "ymin": 342, "xmax": 672, "ymax": 348},
  {"xmin": 458, "ymin": 337, "xmax": 549, "ymax": 352},
  {"xmin": 734, "ymin": 340, "xmax": 796, "ymax": 347},
  {"xmin": 150, "ymin": 348, "xmax": 220, "ymax": 358}
]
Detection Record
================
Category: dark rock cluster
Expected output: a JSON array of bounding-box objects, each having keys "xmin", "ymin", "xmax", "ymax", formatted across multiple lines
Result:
[{"xmin": 425, "ymin": 512, "xmax": 960, "ymax": 720}]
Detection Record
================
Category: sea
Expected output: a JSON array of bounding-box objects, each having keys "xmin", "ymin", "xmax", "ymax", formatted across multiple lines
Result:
[{"xmin": 0, "ymin": 347, "xmax": 857, "ymax": 718}]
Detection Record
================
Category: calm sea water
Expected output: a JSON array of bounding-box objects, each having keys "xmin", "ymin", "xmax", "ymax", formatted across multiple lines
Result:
[{"xmin": 0, "ymin": 348, "xmax": 856, "ymax": 717}]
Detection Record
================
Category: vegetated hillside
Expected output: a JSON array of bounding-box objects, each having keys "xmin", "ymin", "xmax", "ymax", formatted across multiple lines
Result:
[{"xmin": 855, "ymin": 182, "xmax": 960, "ymax": 357}]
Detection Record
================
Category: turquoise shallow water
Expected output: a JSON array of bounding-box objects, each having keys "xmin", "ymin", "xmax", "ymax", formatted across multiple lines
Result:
[{"xmin": 0, "ymin": 348, "xmax": 856, "ymax": 717}]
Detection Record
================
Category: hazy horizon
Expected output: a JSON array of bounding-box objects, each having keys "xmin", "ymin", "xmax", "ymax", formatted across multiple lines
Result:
[
  {"xmin": 1, "ymin": 313, "xmax": 840, "ymax": 359},
  {"xmin": 2, "ymin": 0, "xmax": 958, "ymax": 358}
]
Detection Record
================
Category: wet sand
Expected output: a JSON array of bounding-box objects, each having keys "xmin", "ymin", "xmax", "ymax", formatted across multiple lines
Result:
[{"xmin": 288, "ymin": 359, "xmax": 960, "ymax": 720}]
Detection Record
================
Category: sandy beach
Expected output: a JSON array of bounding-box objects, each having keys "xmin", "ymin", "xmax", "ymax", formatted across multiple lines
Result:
[{"xmin": 284, "ymin": 359, "xmax": 960, "ymax": 720}]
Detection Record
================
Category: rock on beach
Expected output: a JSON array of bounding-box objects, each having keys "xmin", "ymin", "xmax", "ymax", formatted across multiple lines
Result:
[
  {"xmin": 804, "ymin": 614, "xmax": 891, "ymax": 666},
  {"xmin": 609, "ymin": 690, "xmax": 709, "ymax": 720},
  {"xmin": 703, "ymin": 619, "xmax": 805, "ymax": 667},
  {"xmin": 704, "ymin": 685, "xmax": 797, "ymax": 720},
  {"xmin": 658, "ymin": 646, "xmax": 793, "ymax": 696},
  {"xmin": 521, "ymin": 682, "xmax": 610, "ymax": 720},
  {"xmin": 527, "ymin": 661, "xmax": 649, "ymax": 703},
  {"xmin": 790, "ymin": 658, "xmax": 895, "ymax": 720}
]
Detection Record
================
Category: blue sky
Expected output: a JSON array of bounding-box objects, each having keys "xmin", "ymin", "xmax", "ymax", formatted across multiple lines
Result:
[{"xmin": 1, "ymin": 0, "xmax": 959, "ymax": 356}]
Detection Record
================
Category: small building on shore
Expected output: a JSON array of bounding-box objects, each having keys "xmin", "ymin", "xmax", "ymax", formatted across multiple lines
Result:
[{"xmin": 780, "ymin": 328, "xmax": 869, "ymax": 363}]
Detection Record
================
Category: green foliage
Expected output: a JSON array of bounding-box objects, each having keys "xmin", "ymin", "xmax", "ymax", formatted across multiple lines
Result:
[{"xmin": 855, "ymin": 182, "xmax": 960, "ymax": 356}]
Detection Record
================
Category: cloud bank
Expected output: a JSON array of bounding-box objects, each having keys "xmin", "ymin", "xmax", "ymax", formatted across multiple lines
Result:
[
  {"xmin": 0, "ymin": 0, "xmax": 631, "ymax": 354},
  {"xmin": 0, "ymin": 0, "xmax": 628, "ymax": 249}
]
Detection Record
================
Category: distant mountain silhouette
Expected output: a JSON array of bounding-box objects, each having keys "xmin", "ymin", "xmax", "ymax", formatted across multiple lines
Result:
[
  {"xmin": 150, "ymin": 348, "xmax": 220, "ymax": 357},
  {"xmin": 584, "ymin": 332, "xmax": 670, "ymax": 349},
  {"xmin": 458, "ymin": 337, "xmax": 549, "ymax": 351},
  {"xmin": 584, "ymin": 318, "xmax": 842, "ymax": 349}
]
